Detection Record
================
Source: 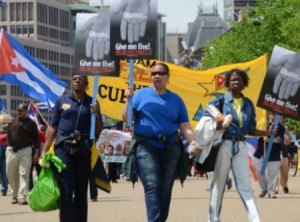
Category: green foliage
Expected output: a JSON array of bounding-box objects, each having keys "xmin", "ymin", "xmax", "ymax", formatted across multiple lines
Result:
[
  {"xmin": 284, "ymin": 118, "xmax": 300, "ymax": 138},
  {"xmin": 200, "ymin": 0, "xmax": 300, "ymax": 137},
  {"xmin": 201, "ymin": 0, "xmax": 300, "ymax": 69}
]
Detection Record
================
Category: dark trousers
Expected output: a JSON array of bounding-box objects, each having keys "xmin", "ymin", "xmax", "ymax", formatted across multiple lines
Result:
[
  {"xmin": 0, "ymin": 157, "xmax": 8, "ymax": 195},
  {"xmin": 55, "ymin": 148, "xmax": 90, "ymax": 222},
  {"xmin": 108, "ymin": 162, "xmax": 119, "ymax": 182}
]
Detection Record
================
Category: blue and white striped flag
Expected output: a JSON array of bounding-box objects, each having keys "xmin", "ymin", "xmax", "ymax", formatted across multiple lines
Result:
[{"xmin": 0, "ymin": 30, "xmax": 67, "ymax": 107}]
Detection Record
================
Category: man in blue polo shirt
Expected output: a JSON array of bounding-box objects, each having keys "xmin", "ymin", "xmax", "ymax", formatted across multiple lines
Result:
[{"xmin": 42, "ymin": 74, "xmax": 103, "ymax": 222}]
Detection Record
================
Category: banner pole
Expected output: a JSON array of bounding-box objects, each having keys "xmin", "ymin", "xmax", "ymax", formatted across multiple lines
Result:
[
  {"xmin": 90, "ymin": 74, "xmax": 99, "ymax": 140},
  {"xmin": 127, "ymin": 59, "xmax": 134, "ymax": 127}
]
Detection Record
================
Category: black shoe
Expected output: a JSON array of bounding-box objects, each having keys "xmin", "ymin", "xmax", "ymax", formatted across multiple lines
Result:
[
  {"xmin": 268, "ymin": 193, "xmax": 277, "ymax": 198},
  {"xmin": 11, "ymin": 198, "xmax": 18, "ymax": 204},
  {"xmin": 283, "ymin": 187, "xmax": 289, "ymax": 193},
  {"xmin": 18, "ymin": 200, "xmax": 28, "ymax": 205},
  {"xmin": 91, "ymin": 198, "xmax": 97, "ymax": 202},
  {"xmin": 226, "ymin": 178, "xmax": 232, "ymax": 190},
  {"xmin": 259, "ymin": 191, "xmax": 267, "ymax": 198}
]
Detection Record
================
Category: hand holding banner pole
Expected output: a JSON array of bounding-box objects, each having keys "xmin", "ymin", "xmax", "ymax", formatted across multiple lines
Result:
[
  {"xmin": 127, "ymin": 59, "xmax": 134, "ymax": 127},
  {"xmin": 90, "ymin": 74, "xmax": 99, "ymax": 140},
  {"xmin": 260, "ymin": 114, "xmax": 280, "ymax": 175}
]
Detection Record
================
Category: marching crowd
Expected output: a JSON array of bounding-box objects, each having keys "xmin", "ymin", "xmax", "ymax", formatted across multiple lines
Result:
[{"xmin": 0, "ymin": 67, "xmax": 298, "ymax": 222}]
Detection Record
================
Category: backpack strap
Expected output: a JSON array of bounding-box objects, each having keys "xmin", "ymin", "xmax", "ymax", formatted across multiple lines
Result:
[{"xmin": 218, "ymin": 95, "xmax": 225, "ymax": 114}]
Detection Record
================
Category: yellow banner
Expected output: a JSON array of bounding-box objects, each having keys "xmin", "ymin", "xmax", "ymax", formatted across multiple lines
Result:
[{"xmin": 88, "ymin": 55, "xmax": 267, "ymax": 129}]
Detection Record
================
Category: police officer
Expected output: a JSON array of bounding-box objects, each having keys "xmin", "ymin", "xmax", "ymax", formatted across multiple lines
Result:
[{"xmin": 41, "ymin": 74, "xmax": 103, "ymax": 222}]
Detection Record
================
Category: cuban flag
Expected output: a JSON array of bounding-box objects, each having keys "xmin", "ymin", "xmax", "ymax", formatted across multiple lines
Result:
[
  {"xmin": 27, "ymin": 101, "xmax": 48, "ymax": 129},
  {"xmin": 32, "ymin": 101, "xmax": 51, "ymax": 110},
  {"xmin": 0, "ymin": 30, "xmax": 67, "ymax": 107}
]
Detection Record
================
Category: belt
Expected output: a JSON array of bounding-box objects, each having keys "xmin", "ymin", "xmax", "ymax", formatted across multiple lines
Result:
[
  {"xmin": 223, "ymin": 135, "xmax": 246, "ymax": 142},
  {"xmin": 135, "ymin": 131, "xmax": 178, "ymax": 142}
]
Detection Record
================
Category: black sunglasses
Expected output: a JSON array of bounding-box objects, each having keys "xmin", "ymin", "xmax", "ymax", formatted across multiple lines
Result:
[{"xmin": 151, "ymin": 71, "xmax": 168, "ymax": 76}]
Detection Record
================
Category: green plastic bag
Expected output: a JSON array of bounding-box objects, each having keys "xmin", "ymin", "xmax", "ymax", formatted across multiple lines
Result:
[
  {"xmin": 29, "ymin": 166, "xmax": 60, "ymax": 211},
  {"xmin": 29, "ymin": 152, "xmax": 66, "ymax": 212}
]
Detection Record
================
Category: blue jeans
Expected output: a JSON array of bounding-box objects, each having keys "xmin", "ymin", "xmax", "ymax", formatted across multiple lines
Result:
[
  {"xmin": 0, "ymin": 157, "xmax": 8, "ymax": 195},
  {"xmin": 55, "ymin": 148, "xmax": 90, "ymax": 222},
  {"xmin": 136, "ymin": 143, "xmax": 181, "ymax": 222}
]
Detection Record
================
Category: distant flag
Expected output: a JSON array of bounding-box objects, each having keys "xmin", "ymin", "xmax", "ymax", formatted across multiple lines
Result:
[
  {"xmin": 0, "ymin": 29, "xmax": 67, "ymax": 107},
  {"xmin": 32, "ymin": 101, "xmax": 51, "ymax": 110},
  {"xmin": 27, "ymin": 102, "xmax": 48, "ymax": 129},
  {"xmin": 0, "ymin": 1, "xmax": 7, "ymax": 8}
]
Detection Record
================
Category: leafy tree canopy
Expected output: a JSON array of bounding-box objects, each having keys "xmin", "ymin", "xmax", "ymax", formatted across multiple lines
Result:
[
  {"xmin": 201, "ymin": 0, "xmax": 300, "ymax": 137},
  {"xmin": 202, "ymin": 0, "xmax": 300, "ymax": 69}
]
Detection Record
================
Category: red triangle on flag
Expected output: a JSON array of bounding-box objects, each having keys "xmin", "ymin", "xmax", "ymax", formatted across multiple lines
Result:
[
  {"xmin": 216, "ymin": 75, "xmax": 225, "ymax": 90},
  {"xmin": 0, "ymin": 32, "xmax": 24, "ymax": 74}
]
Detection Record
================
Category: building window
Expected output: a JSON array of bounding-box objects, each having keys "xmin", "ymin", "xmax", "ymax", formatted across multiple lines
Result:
[
  {"xmin": 0, "ymin": 7, "xmax": 7, "ymax": 21},
  {"xmin": 16, "ymin": 25, "xmax": 22, "ymax": 34},
  {"xmin": 28, "ymin": 25, "xmax": 34, "ymax": 34},
  {"xmin": 37, "ymin": 48, "xmax": 48, "ymax": 59},
  {"xmin": 9, "ymin": 2, "xmax": 15, "ymax": 21},
  {"xmin": 60, "ymin": 67, "xmax": 71, "ymax": 76},
  {"xmin": 37, "ymin": 3, "xmax": 48, "ymax": 23},
  {"xmin": 235, "ymin": 1, "xmax": 247, "ymax": 7},
  {"xmin": 24, "ymin": 46, "xmax": 35, "ymax": 57},
  {"xmin": 60, "ymin": 10, "xmax": 70, "ymax": 29},
  {"xmin": 11, "ymin": 86, "xmax": 23, "ymax": 96},
  {"xmin": 224, "ymin": 10, "xmax": 233, "ymax": 20},
  {"xmin": 0, "ymin": 85, "xmax": 6, "ymax": 95},
  {"xmin": 22, "ymin": 2, "xmax": 28, "ymax": 21},
  {"xmin": 224, "ymin": 0, "xmax": 232, "ymax": 6},
  {"xmin": 60, "ymin": 53, "xmax": 71, "ymax": 64},
  {"xmin": 249, "ymin": 1, "xmax": 258, "ymax": 6},
  {"xmin": 49, "ymin": 7, "xmax": 59, "ymax": 26},
  {"xmin": 16, "ymin": 2, "xmax": 21, "ymax": 21},
  {"xmin": 49, "ymin": 51, "xmax": 59, "ymax": 62},
  {"xmin": 10, "ymin": 25, "xmax": 15, "ymax": 34},
  {"xmin": 49, "ymin": 28, "xmax": 59, "ymax": 39},
  {"xmin": 28, "ymin": 2, "xmax": 33, "ymax": 21}
]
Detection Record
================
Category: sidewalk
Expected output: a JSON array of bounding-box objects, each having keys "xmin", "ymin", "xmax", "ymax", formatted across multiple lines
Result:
[{"xmin": 0, "ymin": 173, "xmax": 299, "ymax": 222}]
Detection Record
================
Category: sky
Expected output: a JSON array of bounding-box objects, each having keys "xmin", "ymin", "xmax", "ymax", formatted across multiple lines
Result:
[{"xmin": 158, "ymin": 0, "xmax": 223, "ymax": 33}]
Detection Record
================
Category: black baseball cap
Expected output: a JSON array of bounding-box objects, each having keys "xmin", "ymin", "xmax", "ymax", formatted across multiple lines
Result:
[{"xmin": 17, "ymin": 103, "xmax": 28, "ymax": 111}]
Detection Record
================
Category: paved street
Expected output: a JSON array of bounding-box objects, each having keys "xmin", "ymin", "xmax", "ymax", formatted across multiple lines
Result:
[{"xmin": 0, "ymin": 172, "xmax": 299, "ymax": 222}]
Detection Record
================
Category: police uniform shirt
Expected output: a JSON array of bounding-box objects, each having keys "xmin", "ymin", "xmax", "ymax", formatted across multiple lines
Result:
[{"xmin": 51, "ymin": 92, "xmax": 93, "ymax": 136}]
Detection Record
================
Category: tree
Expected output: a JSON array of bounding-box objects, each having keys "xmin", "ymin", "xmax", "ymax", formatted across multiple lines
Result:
[
  {"xmin": 202, "ymin": 0, "xmax": 300, "ymax": 69},
  {"xmin": 201, "ymin": 0, "xmax": 300, "ymax": 137}
]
